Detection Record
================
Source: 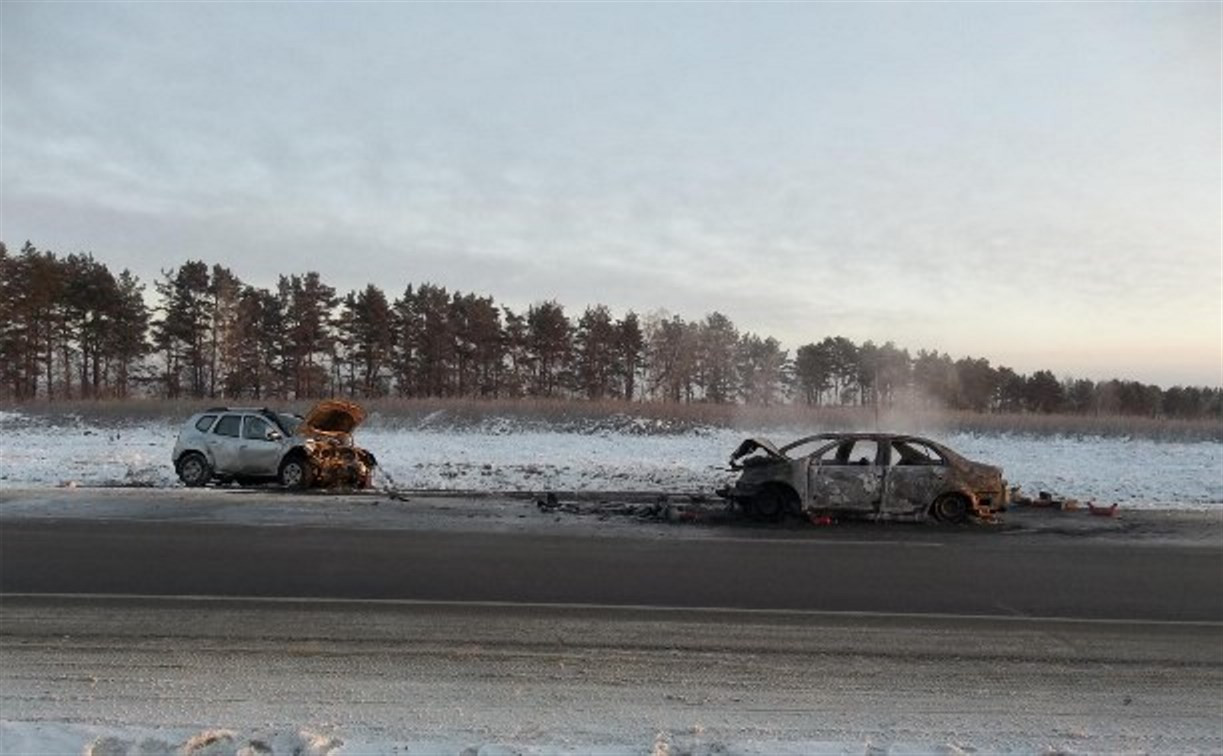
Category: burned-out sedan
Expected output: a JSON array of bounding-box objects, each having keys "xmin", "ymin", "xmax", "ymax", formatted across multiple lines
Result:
[{"xmin": 720, "ymin": 433, "xmax": 1007, "ymax": 523}]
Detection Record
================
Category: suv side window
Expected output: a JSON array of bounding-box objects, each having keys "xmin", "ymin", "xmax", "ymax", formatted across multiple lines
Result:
[
  {"xmin": 213, "ymin": 414, "xmax": 241, "ymax": 438},
  {"xmin": 195, "ymin": 414, "xmax": 218, "ymax": 432},
  {"xmin": 243, "ymin": 416, "xmax": 272, "ymax": 441}
]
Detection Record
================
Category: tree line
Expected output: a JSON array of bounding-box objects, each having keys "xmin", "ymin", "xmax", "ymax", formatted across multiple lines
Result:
[{"xmin": 1, "ymin": 241, "xmax": 1219, "ymax": 420}]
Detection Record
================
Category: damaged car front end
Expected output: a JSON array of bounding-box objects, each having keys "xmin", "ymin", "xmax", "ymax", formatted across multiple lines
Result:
[
  {"xmin": 720, "ymin": 437, "xmax": 806, "ymax": 520},
  {"xmin": 287, "ymin": 400, "xmax": 378, "ymax": 489},
  {"xmin": 720, "ymin": 433, "xmax": 1007, "ymax": 523}
]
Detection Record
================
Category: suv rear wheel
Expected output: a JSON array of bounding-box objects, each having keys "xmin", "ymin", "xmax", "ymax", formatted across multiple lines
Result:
[{"xmin": 177, "ymin": 452, "xmax": 211, "ymax": 487}]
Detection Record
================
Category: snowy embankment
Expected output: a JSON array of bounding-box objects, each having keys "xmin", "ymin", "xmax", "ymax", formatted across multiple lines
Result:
[
  {"xmin": 0, "ymin": 410, "xmax": 1219, "ymax": 509},
  {"xmin": 0, "ymin": 724, "xmax": 982, "ymax": 756}
]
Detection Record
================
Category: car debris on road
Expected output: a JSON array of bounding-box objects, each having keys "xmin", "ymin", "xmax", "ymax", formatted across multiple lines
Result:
[
  {"xmin": 1010, "ymin": 486, "xmax": 1121, "ymax": 517},
  {"xmin": 535, "ymin": 492, "xmax": 728, "ymax": 523}
]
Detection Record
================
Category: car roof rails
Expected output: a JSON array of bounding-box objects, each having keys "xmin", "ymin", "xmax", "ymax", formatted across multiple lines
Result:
[
  {"xmin": 205, "ymin": 406, "xmax": 228, "ymax": 412},
  {"xmin": 256, "ymin": 407, "xmax": 295, "ymax": 433}
]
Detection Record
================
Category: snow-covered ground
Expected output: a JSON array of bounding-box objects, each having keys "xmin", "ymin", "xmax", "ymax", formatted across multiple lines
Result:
[
  {"xmin": 0, "ymin": 723, "xmax": 995, "ymax": 756},
  {"xmin": 6, "ymin": 595, "xmax": 1220, "ymax": 756},
  {"xmin": 0, "ymin": 410, "xmax": 1219, "ymax": 509}
]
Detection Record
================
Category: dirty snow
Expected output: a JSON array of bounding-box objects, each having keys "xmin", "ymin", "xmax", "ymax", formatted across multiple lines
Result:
[
  {"xmin": 0, "ymin": 723, "xmax": 989, "ymax": 756},
  {"xmin": 0, "ymin": 410, "xmax": 1219, "ymax": 509}
]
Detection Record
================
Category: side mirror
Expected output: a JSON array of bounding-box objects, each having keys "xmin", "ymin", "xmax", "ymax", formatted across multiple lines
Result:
[{"xmin": 267, "ymin": 430, "xmax": 283, "ymax": 441}]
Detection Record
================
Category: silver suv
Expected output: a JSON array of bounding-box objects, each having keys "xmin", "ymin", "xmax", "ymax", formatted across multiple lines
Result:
[{"xmin": 171, "ymin": 401, "xmax": 377, "ymax": 489}]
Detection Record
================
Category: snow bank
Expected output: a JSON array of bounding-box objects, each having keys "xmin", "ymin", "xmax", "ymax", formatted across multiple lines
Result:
[
  {"xmin": 0, "ymin": 724, "xmax": 343, "ymax": 756},
  {"xmin": 0, "ymin": 722, "xmax": 1063, "ymax": 755},
  {"xmin": 0, "ymin": 411, "xmax": 1219, "ymax": 509}
]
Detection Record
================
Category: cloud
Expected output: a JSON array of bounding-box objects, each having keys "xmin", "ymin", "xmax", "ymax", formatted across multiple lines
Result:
[{"xmin": 2, "ymin": 2, "xmax": 1219, "ymax": 386}]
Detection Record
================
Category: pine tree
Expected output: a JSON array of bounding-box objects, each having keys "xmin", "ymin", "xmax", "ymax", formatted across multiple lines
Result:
[
  {"xmin": 501, "ymin": 307, "xmax": 530, "ymax": 399},
  {"xmin": 152, "ymin": 261, "xmax": 211, "ymax": 398},
  {"xmin": 645, "ymin": 314, "xmax": 698, "ymax": 402},
  {"xmin": 736, "ymin": 334, "xmax": 789, "ymax": 406},
  {"xmin": 207, "ymin": 266, "xmax": 243, "ymax": 398},
  {"xmin": 794, "ymin": 342, "xmax": 831, "ymax": 405},
  {"xmin": 413, "ymin": 284, "xmax": 455, "ymax": 397},
  {"xmin": 574, "ymin": 305, "xmax": 617, "ymax": 399},
  {"xmin": 458, "ymin": 294, "xmax": 503, "ymax": 397},
  {"xmin": 280, "ymin": 272, "xmax": 337, "ymax": 398},
  {"xmin": 390, "ymin": 285, "xmax": 421, "ymax": 397},
  {"xmin": 526, "ymin": 301, "xmax": 571, "ymax": 397},
  {"xmin": 229, "ymin": 286, "xmax": 283, "ymax": 399},
  {"xmin": 106, "ymin": 270, "xmax": 151, "ymax": 398},
  {"xmin": 614, "ymin": 311, "xmax": 644, "ymax": 402},
  {"xmin": 349, "ymin": 284, "xmax": 393, "ymax": 396},
  {"xmin": 696, "ymin": 312, "xmax": 739, "ymax": 403}
]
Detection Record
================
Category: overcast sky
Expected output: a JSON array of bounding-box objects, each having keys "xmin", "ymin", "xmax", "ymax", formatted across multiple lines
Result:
[{"xmin": 2, "ymin": 2, "xmax": 1219, "ymax": 387}]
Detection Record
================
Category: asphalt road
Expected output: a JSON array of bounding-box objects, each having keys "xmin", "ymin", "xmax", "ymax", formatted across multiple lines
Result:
[
  {"xmin": 3, "ymin": 595, "xmax": 1221, "ymax": 753},
  {"xmin": 3, "ymin": 494, "xmax": 1222, "ymax": 752},
  {"xmin": 3, "ymin": 516, "xmax": 1221, "ymax": 621}
]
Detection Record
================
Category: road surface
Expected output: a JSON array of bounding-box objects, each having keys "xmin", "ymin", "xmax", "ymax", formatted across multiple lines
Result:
[
  {"xmin": 1, "ymin": 490, "xmax": 1220, "ymax": 753},
  {"xmin": 2, "ymin": 515, "xmax": 1221, "ymax": 621}
]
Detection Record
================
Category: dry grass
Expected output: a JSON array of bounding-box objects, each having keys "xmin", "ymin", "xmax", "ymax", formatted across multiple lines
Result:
[
  {"xmin": 4, "ymin": 396, "xmax": 1219, "ymax": 441},
  {"xmin": 890, "ymin": 408, "xmax": 1222, "ymax": 442}
]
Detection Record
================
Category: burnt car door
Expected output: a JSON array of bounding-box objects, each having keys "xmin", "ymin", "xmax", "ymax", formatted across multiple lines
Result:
[
  {"xmin": 239, "ymin": 414, "xmax": 283, "ymax": 476},
  {"xmin": 207, "ymin": 413, "xmax": 245, "ymax": 474},
  {"xmin": 807, "ymin": 439, "xmax": 885, "ymax": 514},
  {"xmin": 882, "ymin": 439, "xmax": 950, "ymax": 516}
]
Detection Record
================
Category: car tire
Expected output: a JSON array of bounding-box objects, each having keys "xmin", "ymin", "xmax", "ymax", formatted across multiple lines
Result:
[
  {"xmin": 931, "ymin": 493, "xmax": 970, "ymax": 524},
  {"xmin": 177, "ymin": 452, "xmax": 211, "ymax": 487},
  {"xmin": 750, "ymin": 486, "xmax": 794, "ymax": 522},
  {"xmin": 279, "ymin": 456, "xmax": 313, "ymax": 490}
]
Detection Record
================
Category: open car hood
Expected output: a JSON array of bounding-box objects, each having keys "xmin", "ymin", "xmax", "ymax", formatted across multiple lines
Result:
[
  {"xmin": 299, "ymin": 400, "xmax": 367, "ymax": 436},
  {"xmin": 729, "ymin": 437, "xmax": 786, "ymax": 469}
]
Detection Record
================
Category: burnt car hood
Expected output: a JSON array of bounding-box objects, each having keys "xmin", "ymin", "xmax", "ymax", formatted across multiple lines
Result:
[
  {"xmin": 299, "ymin": 400, "xmax": 367, "ymax": 437},
  {"xmin": 729, "ymin": 437, "xmax": 786, "ymax": 469}
]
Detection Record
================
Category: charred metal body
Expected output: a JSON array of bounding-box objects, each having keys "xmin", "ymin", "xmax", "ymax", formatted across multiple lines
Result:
[{"xmin": 720, "ymin": 432, "xmax": 1007, "ymax": 523}]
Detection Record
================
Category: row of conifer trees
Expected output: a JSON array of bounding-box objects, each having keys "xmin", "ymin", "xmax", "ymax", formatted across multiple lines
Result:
[{"xmin": 1, "ymin": 241, "xmax": 1218, "ymax": 419}]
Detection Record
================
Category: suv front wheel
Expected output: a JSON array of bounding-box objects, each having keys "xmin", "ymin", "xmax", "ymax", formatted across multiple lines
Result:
[
  {"xmin": 177, "ymin": 452, "xmax": 211, "ymax": 487},
  {"xmin": 279, "ymin": 455, "xmax": 313, "ymax": 489}
]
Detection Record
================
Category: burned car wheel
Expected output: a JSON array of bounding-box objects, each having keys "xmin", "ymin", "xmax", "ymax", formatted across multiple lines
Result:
[
  {"xmin": 177, "ymin": 452, "xmax": 211, "ymax": 487},
  {"xmin": 749, "ymin": 486, "xmax": 796, "ymax": 522},
  {"xmin": 931, "ymin": 493, "xmax": 970, "ymax": 524},
  {"xmin": 279, "ymin": 456, "xmax": 313, "ymax": 489}
]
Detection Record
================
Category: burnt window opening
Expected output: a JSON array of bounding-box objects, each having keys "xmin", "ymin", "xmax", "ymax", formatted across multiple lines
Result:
[
  {"xmin": 815, "ymin": 441, "xmax": 847, "ymax": 465},
  {"xmin": 890, "ymin": 440, "xmax": 946, "ymax": 467},
  {"xmin": 848, "ymin": 440, "xmax": 881, "ymax": 466}
]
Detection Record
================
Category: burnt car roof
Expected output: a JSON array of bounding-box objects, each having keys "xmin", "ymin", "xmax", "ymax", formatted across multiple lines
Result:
[
  {"xmin": 777, "ymin": 432, "xmax": 958, "ymax": 451},
  {"xmin": 732, "ymin": 432, "xmax": 966, "ymax": 463}
]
